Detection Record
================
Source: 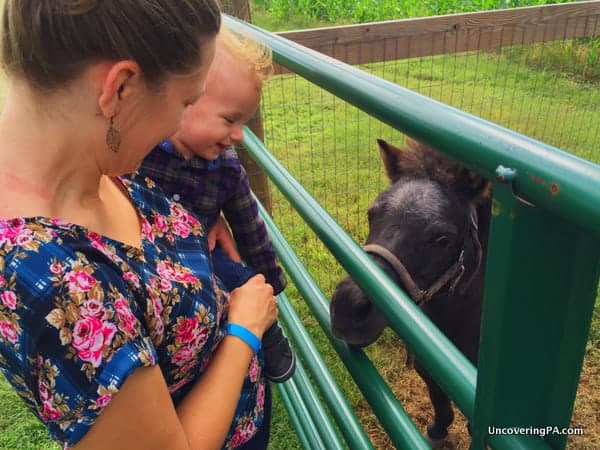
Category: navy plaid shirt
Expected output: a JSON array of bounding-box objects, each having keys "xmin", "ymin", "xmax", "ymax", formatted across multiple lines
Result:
[{"xmin": 139, "ymin": 141, "xmax": 286, "ymax": 294}]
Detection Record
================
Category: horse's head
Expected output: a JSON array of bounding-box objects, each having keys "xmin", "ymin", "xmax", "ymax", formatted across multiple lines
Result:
[{"xmin": 330, "ymin": 139, "xmax": 491, "ymax": 347}]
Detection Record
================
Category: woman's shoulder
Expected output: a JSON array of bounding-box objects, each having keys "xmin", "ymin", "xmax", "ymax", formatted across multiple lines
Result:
[{"xmin": 0, "ymin": 216, "xmax": 159, "ymax": 446}]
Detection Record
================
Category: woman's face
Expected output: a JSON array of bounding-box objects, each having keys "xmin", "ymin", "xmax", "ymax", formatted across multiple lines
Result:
[{"xmin": 112, "ymin": 38, "xmax": 216, "ymax": 174}]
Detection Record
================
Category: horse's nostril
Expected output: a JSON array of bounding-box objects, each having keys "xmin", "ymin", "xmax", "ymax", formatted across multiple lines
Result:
[{"xmin": 354, "ymin": 301, "xmax": 372, "ymax": 316}]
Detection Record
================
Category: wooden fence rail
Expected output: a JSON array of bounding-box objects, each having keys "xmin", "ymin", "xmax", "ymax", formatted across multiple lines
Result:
[{"xmin": 275, "ymin": 1, "xmax": 600, "ymax": 72}]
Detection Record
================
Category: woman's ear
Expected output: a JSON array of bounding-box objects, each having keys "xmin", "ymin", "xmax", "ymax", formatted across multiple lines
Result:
[{"xmin": 97, "ymin": 60, "xmax": 141, "ymax": 118}]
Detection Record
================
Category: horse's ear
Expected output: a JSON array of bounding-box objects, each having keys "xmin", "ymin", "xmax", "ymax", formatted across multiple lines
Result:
[
  {"xmin": 456, "ymin": 167, "xmax": 493, "ymax": 205},
  {"xmin": 377, "ymin": 139, "xmax": 404, "ymax": 183}
]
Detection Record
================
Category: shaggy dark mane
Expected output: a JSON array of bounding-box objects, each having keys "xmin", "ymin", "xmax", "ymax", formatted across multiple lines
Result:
[{"xmin": 384, "ymin": 139, "xmax": 492, "ymax": 203}]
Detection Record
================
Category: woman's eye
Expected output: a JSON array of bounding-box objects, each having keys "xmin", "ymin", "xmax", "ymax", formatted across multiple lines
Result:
[{"xmin": 432, "ymin": 235, "xmax": 449, "ymax": 244}]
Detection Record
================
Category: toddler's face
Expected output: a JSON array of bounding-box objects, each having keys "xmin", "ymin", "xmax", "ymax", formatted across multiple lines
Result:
[{"xmin": 173, "ymin": 52, "xmax": 261, "ymax": 160}]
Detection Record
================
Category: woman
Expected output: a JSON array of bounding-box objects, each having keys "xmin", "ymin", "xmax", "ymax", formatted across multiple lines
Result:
[{"xmin": 0, "ymin": 1, "xmax": 277, "ymax": 449}]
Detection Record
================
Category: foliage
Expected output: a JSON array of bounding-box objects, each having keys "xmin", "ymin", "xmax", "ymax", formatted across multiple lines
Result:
[
  {"xmin": 252, "ymin": 0, "xmax": 578, "ymax": 24},
  {"xmin": 500, "ymin": 37, "xmax": 600, "ymax": 83}
]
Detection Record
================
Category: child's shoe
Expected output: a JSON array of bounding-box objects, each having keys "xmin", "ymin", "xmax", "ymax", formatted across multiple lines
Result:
[{"xmin": 262, "ymin": 322, "xmax": 296, "ymax": 383}]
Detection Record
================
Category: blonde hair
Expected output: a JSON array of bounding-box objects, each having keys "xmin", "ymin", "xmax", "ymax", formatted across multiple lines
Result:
[{"xmin": 217, "ymin": 25, "xmax": 273, "ymax": 86}]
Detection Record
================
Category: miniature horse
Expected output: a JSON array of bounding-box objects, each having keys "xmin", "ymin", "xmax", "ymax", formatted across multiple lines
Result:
[{"xmin": 329, "ymin": 139, "xmax": 492, "ymax": 444}]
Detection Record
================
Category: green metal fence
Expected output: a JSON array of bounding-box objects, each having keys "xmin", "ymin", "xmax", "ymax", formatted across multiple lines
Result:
[{"xmin": 224, "ymin": 15, "xmax": 600, "ymax": 450}]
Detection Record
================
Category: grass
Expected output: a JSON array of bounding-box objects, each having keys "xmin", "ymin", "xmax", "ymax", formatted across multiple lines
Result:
[
  {"xmin": 1, "ymin": 2, "xmax": 599, "ymax": 450},
  {"xmin": 258, "ymin": 41, "xmax": 600, "ymax": 450},
  {"xmin": 252, "ymin": 0, "xmax": 579, "ymax": 27}
]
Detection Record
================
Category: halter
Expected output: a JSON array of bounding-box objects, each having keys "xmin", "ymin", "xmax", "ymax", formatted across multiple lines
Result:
[{"xmin": 363, "ymin": 204, "xmax": 483, "ymax": 306}]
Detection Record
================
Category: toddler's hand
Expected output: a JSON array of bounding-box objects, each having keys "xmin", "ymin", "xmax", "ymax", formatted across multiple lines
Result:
[
  {"xmin": 208, "ymin": 215, "xmax": 241, "ymax": 262},
  {"xmin": 227, "ymin": 274, "xmax": 277, "ymax": 338}
]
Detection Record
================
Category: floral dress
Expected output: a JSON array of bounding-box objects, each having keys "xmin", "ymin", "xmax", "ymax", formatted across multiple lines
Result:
[{"xmin": 0, "ymin": 173, "xmax": 266, "ymax": 449}]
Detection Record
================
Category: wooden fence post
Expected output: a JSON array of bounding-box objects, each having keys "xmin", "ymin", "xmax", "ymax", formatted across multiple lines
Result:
[{"xmin": 220, "ymin": 0, "xmax": 273, "ymax": 215}]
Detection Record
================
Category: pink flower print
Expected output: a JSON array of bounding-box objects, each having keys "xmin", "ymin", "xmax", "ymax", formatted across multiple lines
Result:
[
  {"xmin": 175, "ymin": 272, "xmax": 199, "ymax": 285},
  {"xmin": 183, "ymin": 212, "xmax": 200, "ymax": 228},
  {"xmin": 160, "ymin": 278, "xmax": 172, "ymax": 292},
  {"xmin": 4, "ymin": 218, "xmax": 25, "ymax": 239},
  {"xmin": 150, "ymin": 290, "xmax": 164, "ymax": 316},
  {"xmin": 49, "ymin": 261, "xmax": 65, "ymax": 275},
  {"xmin": 180, "ymin": 359, "xmax": 199, "ymax": 374},
  {"xmin": 50, "ymin": 218, "xmax": 71, "ymax": 227},
  {"xmin": 90, "ymin": 239, "xmax": 116, "ymax": 260},
  {"xmin": 141, "ymin": 217, "xmax": 154, "ymax": 243},
  {"xmin": 122, "ymin": 271, "xmax": 140, "ymax": 289},
  {"xmin": 176, "ymin": 317, "xmax": 200, "ymax": 344},
  {"xmin": 72, "ymin": 317, "xmax": 117, "ymax": 368},
  {"xmin": 242, "ymin": 421, "xmax": 257, "ymax": 441},
  {"xmin": 114, "ymin": 297, "xmax": 138, "ymax": 335},
  {"xmin": 193, "ymin": 328, "xmax": 209, "ymax": 350},
  {"xmin": 38, "ymin": 379, "xmax": 52, "ymax": 402},
  {"xmin": 41, "ymin": 401, "xmax": 62, "ymax": 422},
  {"xmin": 87, "ymin": 232, "xmax": 102, "ymax": 242},
  {"xmin": 156, "ymin": 260, "xmax": 177, "ymax": 281},
  {"xmin": 0, "ymin": 290, "xmax": 17, "ymax": 310},
  {"xmin": 153, "ymin": 214, "xmax": 169, "ymax": 234},
  {"xmin": 257, "ymin": 381, "xmax": 265, "ymax": 408},
  {"xmin": 248, "ymin": 357, "xmax": 260, "ymax": 382},
  {"xmin": 154, "ymin": 315, "xmax": 165, "ymax": 338},
  {"xmin": 172, "ymin": 219, "xmax": 191, "ymax": 238},
  {"xmin": 15, "ymin": 230, "xmax": 33, "ymax": 246},
  {"xmin": 80, "ymin": 299, "xmax": 106, "ymax": 320},
  {"xmin": 168, "ymin": 377, "xmax": 190, "ymax": 394},
  {"xmin": 66, "ymin": 270, "xmax": 97, "ymax": 293},
  {"xmin": 0, "ymin": 276, "xmax": 4, "ymax": 287},
  {"xmin": 229, "ymin": 421, "xmax": 257, "ymax": 448},
  {"xmin": 169, "ymin": 203, "xmax": 187, "ymax": 219},
  {"xmin": 229, "ymin": 427, "xmax": 246, "ymax": 448},
  {"xmin": 0, "ymin": 321, "xmax": 18, "ymax": 343},
  {"xmin": 94, "ymin": 393, "xmax": 113, "ymax": 409},
  {"xmin": 171, "ymin": 346, "xmax": 195, "ymax": 366}
]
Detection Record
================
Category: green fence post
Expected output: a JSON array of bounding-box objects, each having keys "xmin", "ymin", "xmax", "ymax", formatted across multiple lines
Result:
[{"xmin": 471, "ymin": 182, "xmax": 600, "ymax": 449}]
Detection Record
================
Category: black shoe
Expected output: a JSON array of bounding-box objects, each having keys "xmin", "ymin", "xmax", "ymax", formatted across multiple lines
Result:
[{"xmin": 262, "ymin": 322, "xmax": 296, "ymax": 383}]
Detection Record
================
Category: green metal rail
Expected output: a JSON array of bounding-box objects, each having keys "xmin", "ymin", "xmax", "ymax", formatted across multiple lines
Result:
[
  {"xmin": 260, "ymin": 201, "xmax": 429, "ymax": 449},
  {"xmin": 276, "ymin": 290, "xmax": 374, "ymax": 449},
  {"xmin": 225, "ymin": 13, "xmax": 600, "ymax": 450}
]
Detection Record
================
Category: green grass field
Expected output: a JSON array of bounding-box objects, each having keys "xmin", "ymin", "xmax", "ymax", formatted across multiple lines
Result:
[
  {"xmin": 259, "ymin": 47, "xmax": 600, "ymax": 449},
  {"xmin": 1, "ymin": 1, "xmax": 599, "ymax": 449}
]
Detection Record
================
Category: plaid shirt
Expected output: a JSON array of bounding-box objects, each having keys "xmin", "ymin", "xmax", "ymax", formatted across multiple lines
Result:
[{"xmin": 140, "ymin": 140, "xmax": 286, "ymax": 294}]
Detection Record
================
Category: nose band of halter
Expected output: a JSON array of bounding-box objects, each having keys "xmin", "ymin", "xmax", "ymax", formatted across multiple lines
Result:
[
  {"xmin": 363, "ymin": 244, "xmax": 465, "ymax": 305},
  {"xmin": 362, "ymin": 204, "xmax": 483, "ymax": 305}
]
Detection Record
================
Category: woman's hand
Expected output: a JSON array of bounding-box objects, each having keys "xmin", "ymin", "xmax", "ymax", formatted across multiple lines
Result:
[
  {"xmin": 227, "ymin": 274, "xmax": 277, "ymax": 338},
  {"xmin": 208, "ymin": 215, "xmax": 241, "ymax": 263}
]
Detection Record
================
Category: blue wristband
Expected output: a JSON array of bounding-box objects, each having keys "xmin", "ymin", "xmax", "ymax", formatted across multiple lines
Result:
[{"xmin": 225, "ymin": 323, "xmax": 261, "ymax": 354}]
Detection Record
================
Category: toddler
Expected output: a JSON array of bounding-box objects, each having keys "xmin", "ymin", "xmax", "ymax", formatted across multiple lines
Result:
[{"xmin": 140, "ymin": 26, "xmax": 295, "ymax": 383}]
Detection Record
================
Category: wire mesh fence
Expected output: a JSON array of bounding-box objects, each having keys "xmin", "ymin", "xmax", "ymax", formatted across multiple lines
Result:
[{"xmin": 256, "ymin": 7, "xmax": 600, "ymax": 300}]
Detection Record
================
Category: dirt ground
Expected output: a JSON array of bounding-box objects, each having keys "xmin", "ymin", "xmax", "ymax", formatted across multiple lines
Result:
[{"xmin": 360, "ymin": 345, "xmax": 599, "ymax": 450}]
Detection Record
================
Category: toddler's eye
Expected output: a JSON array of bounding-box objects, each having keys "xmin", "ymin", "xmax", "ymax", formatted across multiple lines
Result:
[{"xmin": 224, "ymin": 117, "xmax": 235, "ymax": 124}]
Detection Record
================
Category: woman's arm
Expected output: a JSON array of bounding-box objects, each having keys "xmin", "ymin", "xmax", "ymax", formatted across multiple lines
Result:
[{"xmin": 72, "ymin": 337, "xmax": 257, "ymax": 450}]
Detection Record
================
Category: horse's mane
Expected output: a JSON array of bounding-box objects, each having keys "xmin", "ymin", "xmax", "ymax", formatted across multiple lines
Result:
[{"xmin": 398, "ymin": 139, "xmax": 491, "ymax": 202}]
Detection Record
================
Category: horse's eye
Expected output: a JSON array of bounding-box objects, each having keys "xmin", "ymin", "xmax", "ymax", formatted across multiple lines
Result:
[{"xmin": 432, "ymin": 235, "xmax": 449, "ymax": 245}]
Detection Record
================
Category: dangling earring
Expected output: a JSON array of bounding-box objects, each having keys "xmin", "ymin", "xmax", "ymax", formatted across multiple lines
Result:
[{"xmin": 106, "ymin": 115, "xmax": 121, "ymax": 153}]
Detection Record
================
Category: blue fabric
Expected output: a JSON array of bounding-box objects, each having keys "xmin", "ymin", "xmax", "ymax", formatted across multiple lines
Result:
[
  {"xmin": 212, "ymin": 247, "xmax": 257, "ymax": 291},
  {"xmin": 0, "ymin": 174, "xmax": 267, "ymax": 449}
]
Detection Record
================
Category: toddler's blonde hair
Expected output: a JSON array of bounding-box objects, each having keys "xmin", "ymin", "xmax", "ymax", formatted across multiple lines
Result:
[{"xmin": 218, "ymin": 25, "xmax": 273, "ymax": 85}]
